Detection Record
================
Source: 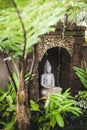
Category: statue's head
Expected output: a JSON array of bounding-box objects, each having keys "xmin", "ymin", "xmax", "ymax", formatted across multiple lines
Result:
[{"xmin": 44, "ymin": 60, "xmax": 51, "ymax": 73}]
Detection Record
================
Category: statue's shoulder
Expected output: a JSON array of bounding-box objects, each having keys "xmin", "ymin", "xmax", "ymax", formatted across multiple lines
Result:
[
  {"xmin": 41, "ymin": 74, "xmax": 45, "ymax": 78},
  {"xmin": 50, "ymin": 73, "xmax": 54, "ymax": 76}
]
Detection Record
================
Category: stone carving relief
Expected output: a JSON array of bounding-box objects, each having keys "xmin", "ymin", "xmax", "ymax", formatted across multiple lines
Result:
[{"xmin": 37, "ymin": 35, "xmax": 74, "ymax": 61}]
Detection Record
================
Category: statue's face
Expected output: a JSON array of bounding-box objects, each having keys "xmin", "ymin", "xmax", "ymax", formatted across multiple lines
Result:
[{"xmin": 46, "ymin": 66, "xmax": 51, "ymax": 73}]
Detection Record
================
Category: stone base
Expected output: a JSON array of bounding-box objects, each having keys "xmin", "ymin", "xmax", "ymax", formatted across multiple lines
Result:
[{"xmin": 41, "ymin": 87, "xmax": 62, "ymax": 96}]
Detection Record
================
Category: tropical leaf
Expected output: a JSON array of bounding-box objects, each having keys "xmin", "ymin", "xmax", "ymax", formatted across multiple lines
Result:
[
  {"xmin": 81, "ymin": 90, "xmax": 87, "ymax": 99},
  {"xmin": 0, "ymin": 104, "xmax": 7, "ymax": 112},
  {"xmin": 30, "ymin": 100, "xmax": 40, "ymax": 111},
  {"xmin": 74, "ymin": 67, "xmax": 87, "ymax": 79},
  {"xmin": 0, "ymin": 92, "xmax": 8, "ymax": 102},
  {"xmin": 4, "ymin": 113, "xmax": 17, "ymax": 130},
  {"xmin": 50, "ymin": 115, "xmax": 56, "ymax": 128},
  {"xmin": 73, "ymin": 67, "xmax": 87, "ymax": 88},
  {"xmin": 55, "ymin": 113, "xmax": 64, "ymax": 127},
  {"xmin": 0, "ymin": 88, "xmax": 5, "ymax": 94}
]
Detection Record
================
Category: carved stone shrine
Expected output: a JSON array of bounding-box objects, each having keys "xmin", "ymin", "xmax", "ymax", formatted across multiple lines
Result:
[{"xmin": 30, "ymin": 23, "xmax": 87, "ymax": 99}]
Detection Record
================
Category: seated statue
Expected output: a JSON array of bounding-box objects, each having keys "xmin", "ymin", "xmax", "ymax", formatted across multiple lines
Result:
[{"xmin": 41, "ymin": 60, "xmax": 62, "ymax": 96}]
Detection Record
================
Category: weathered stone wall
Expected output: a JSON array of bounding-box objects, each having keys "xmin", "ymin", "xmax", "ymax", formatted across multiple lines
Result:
[
  {"xmin": 0, "ymin": 53, "xmax": 18, "ymax": 90},
  {"xmin": 0, "ymin": 55, "xmax": 9, "ymax": 90}
]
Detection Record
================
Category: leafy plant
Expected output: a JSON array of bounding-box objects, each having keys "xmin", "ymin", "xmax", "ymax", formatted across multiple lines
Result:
[
  {"xmin": 0, "ymin": 82, "xmax": 17, "ymax": 130},
  {"xmin": 75, "ymin": 90, "xmax": 87, "ymax": 110},
  {"xmin": 73, "ymin": 66, "xmax": 87, "ymax": 88},
  {"xmin": 30, "ymin": 89, "xmax": 82, "ymax": 130},
  {"xmin": 73, "ymin": 64, "xmax": 87, "ymax": 104}
]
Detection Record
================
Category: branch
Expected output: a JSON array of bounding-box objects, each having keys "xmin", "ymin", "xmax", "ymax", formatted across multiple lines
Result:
[
  {"xmin": 28, "ymin": 45, "xmax": 36, "ymax": 86},
  {"xmin": 27, "ymin": 45, "xmax": 36, "ymax": 106},
  {"xmin": 2, "ymin": 52, "xmax": 17, "ymax": 93},
  {"xmin": 11, "ymin": 57, "xmax": 20, "ymax": 81}
]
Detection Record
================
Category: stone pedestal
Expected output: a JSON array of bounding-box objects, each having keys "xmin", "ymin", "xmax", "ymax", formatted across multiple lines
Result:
[{"xmin": 41, "ymin": 87, "xmax": 62, "ymax": 96}]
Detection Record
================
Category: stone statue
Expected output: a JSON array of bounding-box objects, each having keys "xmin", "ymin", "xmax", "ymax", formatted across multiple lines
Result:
[
  {"xmin": 41, "ymin": 60, "xmax": 55, "ymax": 88},
  {"xmin": 41, "ymin": 60, "xmax": 62, "ymax": 96}
]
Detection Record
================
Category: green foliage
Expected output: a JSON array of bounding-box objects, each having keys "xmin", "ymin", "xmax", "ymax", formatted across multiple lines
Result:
[
  {"xmin": 31, "ymin": 89, "xmax": 82, "ymax": 129},
  {"xmin": 0, "ymin": 0, "xmax": 13, "ymax": 9},
  {"xmin": 0, "ymin": 0, "xmax": 87, "ymax": 59},
  {"xmin": 73, "ymin": 66, "xmax": 87, "ymax": 88},
  {"xmin": 30, "ymin": 100, "xmax": 40, "ymax": 112},
  {"xmin": 73, "ymin": 64, "xmax": 87, "ymax": 110},
  {"xmin": 0, "ymin": 83, "xmax": 17, "ymax": 130},
  {"xmin": 43, "ymin": 89, "xmax": 82, "ymax": 128},
  {"xmin": 75, "ymin": 91, "xmax": 87, "ymax": 110},
  {"xmin": 73, "ymin": 64, "xmax": 87, "ymax": 130},
  {"xmin": 81, "ymin": 90, "xmax": 87, "ymax": 100},
  {"xmin": 0, "ymin": 0, "xmax": 65, "ymax": 59}
]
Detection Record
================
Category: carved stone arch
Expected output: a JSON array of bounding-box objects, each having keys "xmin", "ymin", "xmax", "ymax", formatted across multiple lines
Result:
[{"xmin": 38, "ymin": 35, "xmax": 74, "ymax": 61}]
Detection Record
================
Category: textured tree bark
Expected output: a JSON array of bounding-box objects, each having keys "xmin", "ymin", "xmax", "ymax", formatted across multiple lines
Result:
[
  {"xmin": 17, "ymin": 86, "xmax": 31, "ymax": 130},
  {"xmin": 16, "ymin": 45, "xmax": 36, "ymax": 130}
]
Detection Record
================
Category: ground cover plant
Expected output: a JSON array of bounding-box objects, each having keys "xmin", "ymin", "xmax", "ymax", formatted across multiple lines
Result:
[
  {"xmin": 30, "ymin": 89, "xmax": 82, "ymax": 130},
  {"xmin": 0, "ymin": 82, "xmax": 17, "ymax": 130}
]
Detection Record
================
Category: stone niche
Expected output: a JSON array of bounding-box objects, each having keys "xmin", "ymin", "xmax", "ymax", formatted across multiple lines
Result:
[{"xmin": 30, "ymin": 23, "xmax": 87, "ymax": 100}]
